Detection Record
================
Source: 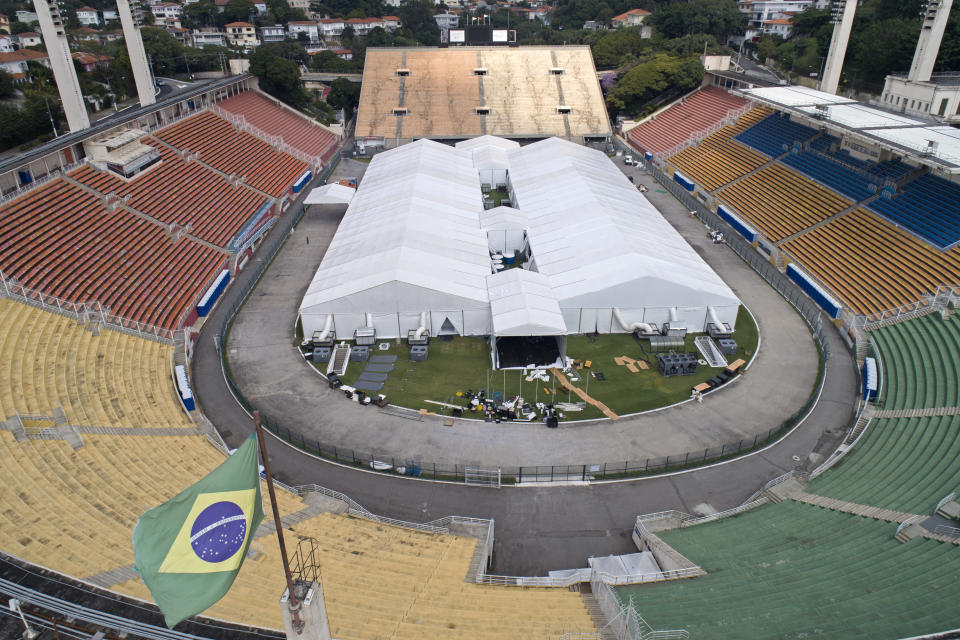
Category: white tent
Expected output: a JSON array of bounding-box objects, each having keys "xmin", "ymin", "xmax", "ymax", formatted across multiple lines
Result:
[
  {"xmin": 304, "ymin": 182, "xmax": 355, "ymax": 205},
  {"xmin": 299, "ymin": 140, "xmax": 492, "ymax": 340},
  {"xmin": 457, "ymin": 136, "xmax": 518, "ymax": 187},
  {"xmin": 298, "ymin": 136, "xmax": 741, "ymax": 343},
  {"xmin": 487, "ymin": 269, "xmax": 566, "ymax": 336},
  {"xmin": 505, "ymin": 138, "xmax": 741, "ymax": 332}
]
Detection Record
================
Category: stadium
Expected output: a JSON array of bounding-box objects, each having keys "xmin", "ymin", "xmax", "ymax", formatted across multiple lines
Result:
[{"xmin": 0, "ymin": 3, "xmax": 959, "ymax": 640}]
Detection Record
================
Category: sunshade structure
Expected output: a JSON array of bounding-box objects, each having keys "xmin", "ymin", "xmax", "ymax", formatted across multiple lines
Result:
[
  {"xmin": 304, "ymin": 182, "xmax": 355, "ymax": 205},
  {"xmin": 298, "ymin": 136, "xmax": 740, "ymax": 351}
]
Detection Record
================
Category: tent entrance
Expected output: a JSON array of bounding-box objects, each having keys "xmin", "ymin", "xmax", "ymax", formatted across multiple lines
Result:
[{"xmin": 495, "ymin": 336, "xmax": 562, "ymax": 369}]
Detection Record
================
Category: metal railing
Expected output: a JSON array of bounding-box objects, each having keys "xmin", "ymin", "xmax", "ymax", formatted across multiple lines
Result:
[
  {"xmin": 933, "ymin": 525, "xmax": 960, "ymax": 540},
  {"xmin": 208, "ymin": 103, "xmax": 323, "ymax": 169},
  {"xmin": 854, "ymin": 285, "xmax": 960, "ymax": 329},
  {"xmin": 0, "ymin": 269, "xmax": 175, "ymax": 344},
  {"xmin": 0, "ymin": 159, "xmax": 87, "ymax": 205},
  {"xmin": 592, "ymin": 581, "xmax": 689, "ymax": 640}
]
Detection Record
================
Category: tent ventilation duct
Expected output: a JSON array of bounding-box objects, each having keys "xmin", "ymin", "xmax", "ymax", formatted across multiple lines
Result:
[
  {"xmin": 613, "ymin": 308, "xmax": 654, "ymax": 335},
  {"xmin": 414, "ymin": 312, "xmax": 428, "ymax": 339},
  {"xmin": 316, "ymin": 315, "xmax": 333, "ymax": 342}
]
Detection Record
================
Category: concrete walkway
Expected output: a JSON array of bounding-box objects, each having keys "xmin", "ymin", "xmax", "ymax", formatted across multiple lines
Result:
[{"xmin": 191, "ymin": 158, "xmax": 859, "ymax": 575}]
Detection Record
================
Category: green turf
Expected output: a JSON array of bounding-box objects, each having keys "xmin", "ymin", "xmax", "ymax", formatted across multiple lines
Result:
[
  {"xmin": 617, "ymin": 500, "xmax": 960, "ymax": 639},
  {"xmin": 322, "ymin": 305, "xmax": 758, "ymax": 421}
]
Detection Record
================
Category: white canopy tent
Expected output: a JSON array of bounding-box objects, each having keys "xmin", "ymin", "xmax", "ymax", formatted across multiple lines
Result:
[
  {"xmin": 298, "ymin": 136, "xmax": 741, "ymax": 346},
  {"xmin": 304, "ymin": 182, "xmax": 356, "ymax": 206},
  {"xmin": 457, "ymin": 136, "xmax": 520, "ymax": 187}
]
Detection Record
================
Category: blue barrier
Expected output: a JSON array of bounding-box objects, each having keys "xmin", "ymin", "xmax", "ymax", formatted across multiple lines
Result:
[
  {"xmin": 862, "ymin": 357, "xmax": 878, "ymax": 401},
  {"xmin": 673, "ymin": 171, "xmax": 694, "ymax": 192},
  {"xmin": 175, "ymin": 364, "xmax": 195, "ymax": 411},
  {"xmin": 292, "ymin": 170, "xmax": 312, "ymax": 193},
  {"xmin": 717, "ymin": 205, "xmax": 758, "ymax": 243},
  {"xmin": 644, "ymin": 152, "xmax": 653, "ymax": 162},
  {"xmin": 197, "ymin": 269, "xmax": 230, "ymax": 317},
  {"xmin": 786, "ymin": 263, "xmax": 841, "ymax": 318},
  {"xmin": 228, "ymin": 201, "xmax": 273, "ymax": 252}
]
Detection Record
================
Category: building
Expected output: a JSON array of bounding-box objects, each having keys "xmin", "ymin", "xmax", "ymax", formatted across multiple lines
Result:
[
  {"xmin": 0, "ymin": 34, "xmax": 12, "ymax": 52},
  {"xmin": 253, "ymin": 1, "xmax": 267, "ymax": 13},
  {"xmin": 259, "ymin": 24, "xmax": 286, "ymax": 42},
  {"xmin": 102, "ymin": 9, "xmax": 118, "ymax": 21},
  {"xmin": 190, "ymin": 28, "xmax": 226, "ymax": 47},
  {"xmin": 72, "ymin": 26, "xmax": 102, "ymax": 41},
  {"xmin": 15, "ymin": 10, "xmax": 38, "ymax": 23},
  {"xmin": 286, "ymin": 0, "xmax": 310, "ymax": 10},
  {"xmin": 345, "ymin": 17, "xmax": 384, "ymax": 36},
  {"xmin": 332, "ymin": 48, "xmax": 352, "ymax": 60},
  {"xmin": 0, "ymin": 48, "xmax": 50, "ymax": 75},
  {"xmin": 225, "ymin": 21, "xmax": 258, "ymax": 48},
  {"xmin": 76, "ymin": 7, "xmax": 101, "ymax": 26},
  {"xmin": 167, "ymin": 25, "xmax": 189, "ymax": 44},
  {"xmin": 434, "ymin": 13, "xmax": 459, "ymax": 30},
  {"xmin": 298, "ymin": 137, "xmax": 740, "ymax": 361},
  {"xmin": 17, "ymin": 32, "xmax": 43, "ymax": 47},
  {"xmin": 72, "ymin": 51, "xmax": 112, "ymax": 72},
  {"xmin": 355, "ymin": 46, "xmax": 612, "ymax": 145},
  {"xmin": 881, "ymin": 74, "xmax": 960, "ymax": 122},
  {"xmin": 287, "ymin": 20, "xmax": 319, "ymax": 42},
  {"xmin": 738, "ymin": 0, "xmax": 827, "ymax": 41},
  {"xmin": 382, "ymin": 15, "xmax": 401, "ymax": 31},
  {"xmin": 611, "ymin": 8, "xmax": 650, "ymax": 28},
  {"xmin": 758, "ymin": 17, "xmax": 793, "ymax": 38},
  {"xmin": 318, "ymin": 18, "xmax": 344, "ymax": 38},
  {"xmin": 150, "ymin": 3, "xmax": 183, "ymax": 23},
  {"xmin": 0, "ymin": 13, "xmax": 9, "ymax": 34}
]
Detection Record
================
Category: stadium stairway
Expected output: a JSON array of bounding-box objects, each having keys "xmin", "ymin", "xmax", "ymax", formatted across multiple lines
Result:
[{"xmin": 775, "ymin": 191, "xmax": 883, "ymax": 246}]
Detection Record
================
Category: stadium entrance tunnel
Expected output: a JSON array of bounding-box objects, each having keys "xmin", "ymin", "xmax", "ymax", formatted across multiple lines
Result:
[{"xmin": 494, "ymin": 335, "xmax": 564, "ymax": 368}]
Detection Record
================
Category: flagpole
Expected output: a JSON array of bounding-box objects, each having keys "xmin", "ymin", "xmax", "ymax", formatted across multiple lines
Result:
[{"xmin": 254, "ymin": 411, "xmax": 304, "ymax": 633}]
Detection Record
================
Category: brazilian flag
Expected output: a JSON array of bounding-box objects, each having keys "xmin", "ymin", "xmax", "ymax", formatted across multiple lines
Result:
[{"xmin": 133, "ymin": 434, "xmax": 265, "ymax": 628}]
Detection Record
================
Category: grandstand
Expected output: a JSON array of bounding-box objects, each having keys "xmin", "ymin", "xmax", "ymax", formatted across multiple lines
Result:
[
  {"xmin": 620, "ymin": 501, "xmax": 959, "ymax": 638},
  {"xmin": 152, "ymin": 110, "xmax": 309, "ymax": 198},
  {"xmin": 0, "ymin": 299, "xmax": 193, "ymax": 428},
  {"xmin": 733, "ymin": 111, "xmax": 818, "ymax": 157},
  {"xmin": 354, "ymin": 46, "xmax": 611, "ymax": 144},
  {"xmin": 868, "ymin": 174, "xmax": 960, "ymax": 250},
  {"xmin": 0, "ymin": 178, "xmax": 226, "ymax": 330},
  {"xmin": 627, "ymin": 86, "xmax": 750, "ymax": 155},
  {"xmin": 217, "ymin": 90, "xmax": 340, "ymax": 164},
  {"xmin": 782, "ymin": 209, "xmax": 960, "ymax": 315}
]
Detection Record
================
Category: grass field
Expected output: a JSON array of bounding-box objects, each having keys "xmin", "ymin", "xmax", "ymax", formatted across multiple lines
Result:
[{"xmin": 325, "ymin": 306, "xmax": 758, "ymax": 421}]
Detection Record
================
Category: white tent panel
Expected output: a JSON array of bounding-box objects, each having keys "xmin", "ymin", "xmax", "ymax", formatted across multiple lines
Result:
[
  {"xmin": 304, "ymin": 182, "xmax": 355, "ymax": 205},
  {"xmin": 488, "ymin": 269, "xmax": 566, "ymax": 336}
]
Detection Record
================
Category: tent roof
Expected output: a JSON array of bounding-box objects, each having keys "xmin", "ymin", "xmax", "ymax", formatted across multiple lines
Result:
[
  {"xmin": 480, "ymin": 206, "xmax": 528, "ymax": 231},
  {"xmin": 300, "ymin": 139, "xmax": 490, "ymax": 311},
  {"xmin": 304, "ymin": 182, "xmax": 355, "ymax": 205},
  {"xmin": 487, "ymin": 269, "xmax": 566, "ymax": 336},
  {"xmin": 456, "ymin": 135, "xmax": 520, "ymax": 152},
  {"xmin": 504, "ymin": 138, "xmax": 739, "ymax": 306}
]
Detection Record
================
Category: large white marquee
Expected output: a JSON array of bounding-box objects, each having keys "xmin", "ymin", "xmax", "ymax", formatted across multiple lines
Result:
[{"xmin": 298, "ymin": 137, "xmax": 740, "ymax": 342}]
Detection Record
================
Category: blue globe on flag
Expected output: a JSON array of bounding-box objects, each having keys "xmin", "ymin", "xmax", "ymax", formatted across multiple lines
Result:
[{"xmin": 190, "ymin": 501, "xmax": 247, "ymax": 563}]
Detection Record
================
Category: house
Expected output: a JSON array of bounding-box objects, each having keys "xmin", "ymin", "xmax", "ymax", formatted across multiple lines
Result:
[
  {"xmin": 381, "ymin": 15, "xmax": 401, "ymax": 31},
  {"xmin": 73, "ymin": 26, "xmax": 102, "ymax": 41},
  {"xmin": 332, "ymin": 48, "xmax": 352, "ymax": 60},
  {"xmin": 15, "ymin": 10, "xmax": 38, "ymax": 24},
  {"xmin": 318, "ymin": 18, "xmax": 344, "ymax": 38},
  {"xmin": 190, "ymin": 28, "xmax": 226, "ymax": 47},
  {"xmin": 611, "ymin": 8, "xmax": 650, "ymax": 28},
  {"xmin": 0, "ymin": 49, "xmax": 49, "ymax": 76},
  {"xmin": 213, "ymin": 0, "xmax": 230, "ymax": 13},
  {"xmin": 345, "ymin": 17, "xmax": 385, "ymax": 36},
  {"xmin": 528, "ymin": 6, "xmax": 552, "ymax": 23},
  {"xmin": 17, "ymin": 32, "xmax": 43, "ymax": 47},
  {"xmin": 76, "ymin": 7, "xmax": 101, "ymax": 26},
  {"xmin": 286, "ymin": 0, "xmax": 310, "ymax": 10},
  {"xmin": 738, "ymin": 0, "xmax": 827, "ymax": 41},
  {"xmin": 582, "ymin": 20, "xmax": 606, "ymax": 30},
  {"xmin": 383, "ymin": 0, "xmax": 402, "ymax": 6},
  {"xmin": 102, "ymin": 9, "xmax": 118, "ymax": 21},
  {"xmin": 72, "ymin": 51, "xmax": 112, "ymax": 72},
  {"xmin": 225, "ymin": 21, "xmax": 259, "ymax": 48},
  {"xmin": 150, "ymin": 3, "xmax": 183, "ymax": 22},
  {"xmin": 167, "ymin": 25, "xmax": 189, "ymax": 43},
  {"xmin": 434, "ymin": 13, "xmax": 459, "ymax": 30},
  {"xmin": 103, "ymin": 29, "xmax": 124, "ymax": 41},
  {"xmin": 759, "ymin": 17, "xmax": 793, "ymax": 37},
  {"xmin": 287, "ymin": 20, "xmax": 319, "ymax": 42},
  {"xmin": 0, "ymin": 34, "xmax": 13, "ymax": 52},
  {"xmin": 0, "ymin": 13, "xmax": 9, "ymax": 34},
  {"xmin": 259, "ymin": 24, "xmax": 286, "ymax": 42}
]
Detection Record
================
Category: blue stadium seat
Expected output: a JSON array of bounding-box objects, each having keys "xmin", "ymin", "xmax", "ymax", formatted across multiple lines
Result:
[
  {"xmin": 734, "ymin": 113, "xmax": 818, "ymax": 157},
  {"xmin": 868, "ymin": 174, "xmax": 960, "ymax": 249},
  {"xmin": 780, "ymin": 150, "xmax": 882, "ymax": 202}
]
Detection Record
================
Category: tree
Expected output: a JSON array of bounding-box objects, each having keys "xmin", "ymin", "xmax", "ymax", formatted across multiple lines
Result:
[
  {"xmin": 250, "ymin": 45, "xmax": 308, "ymax": 107},
  {"xmin": 605, "ymin": 54, "xmax": 704, "ymax": 117},
  {"xmin": 590, "ymin": 29, "xmax": 649, "ymax": 68},
  {"xmin": 0, "ymin": 69, "xmax": 15, "ymax": 99},
  {"xmin": 326, "ymin": 77, "xmax": 360, "ymax": 118},
  {"xmin": 397, "ymin": 0, "xmax": 440, "ymax": 45},
  {"xmin": 648, "ymin": 0, "xmax": 746, "ymax": 42}
]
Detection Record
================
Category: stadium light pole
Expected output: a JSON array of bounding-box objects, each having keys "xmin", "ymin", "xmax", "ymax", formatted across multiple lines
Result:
[{"xmin": 254, "ymin": 411, "xmax": 304, "ymax": 633}]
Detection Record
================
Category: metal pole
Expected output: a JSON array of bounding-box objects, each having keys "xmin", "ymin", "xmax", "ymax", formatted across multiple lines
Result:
[{"xmin": 254, "ymin": 411, "xmax": 303, "ymax": 633}]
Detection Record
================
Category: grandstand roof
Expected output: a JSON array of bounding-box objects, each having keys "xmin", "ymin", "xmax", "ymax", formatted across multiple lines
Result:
[
  {"xmin": 736, "ymin": 85, "xmax": 960, "ymax": 172},
  {"xmin": 355, "ymin": 46, "xmax": 611, "ymax": 141}
]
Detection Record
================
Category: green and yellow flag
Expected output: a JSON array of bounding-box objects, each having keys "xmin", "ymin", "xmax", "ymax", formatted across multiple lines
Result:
[{"xmin": 133, "ymin": 434, "xmax": 265, "ymax": 628}]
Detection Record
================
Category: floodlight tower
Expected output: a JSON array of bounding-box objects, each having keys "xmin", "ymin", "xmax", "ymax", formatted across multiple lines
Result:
[
  {"xmin": 908, "ymin": 0, "xmax": 955, "ymax": 82},
  {"xmin": 32, "ymin": 0, "xmax": 90, "ymax": 132},
  {"xmin": 819, "ymin": 0, "xmax": 857, "ymax": 95},
  {"xmin": 116, "ymin": 0, "xmax": 156, "ymax": 107}
]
